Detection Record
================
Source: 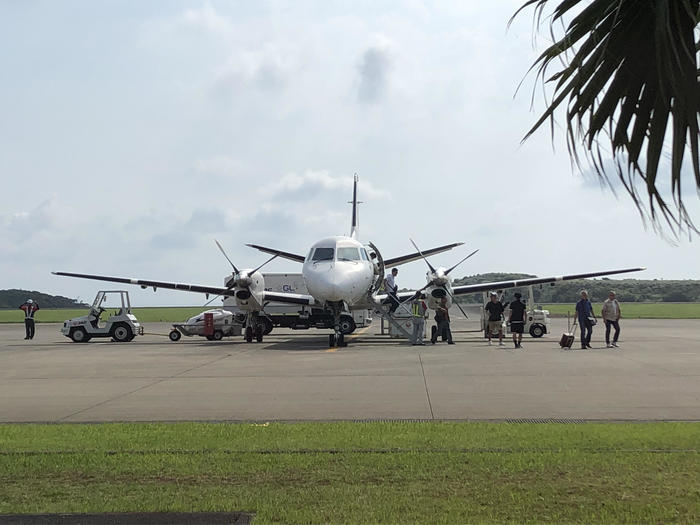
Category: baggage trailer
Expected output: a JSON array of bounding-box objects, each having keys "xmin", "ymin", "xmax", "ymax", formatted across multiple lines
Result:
[{"xmin": 169, "ymin": 308, "xmax": 242, "ymax": 341}]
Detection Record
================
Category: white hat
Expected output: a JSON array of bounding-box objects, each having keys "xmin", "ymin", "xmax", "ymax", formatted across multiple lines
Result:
[
  {"xmin": 26, "ymin": 299, "xmax": 33, "ymax": 304},
  {"xmin": 489, "ymin": 291, "xmax": 497, "ymax": 296}
]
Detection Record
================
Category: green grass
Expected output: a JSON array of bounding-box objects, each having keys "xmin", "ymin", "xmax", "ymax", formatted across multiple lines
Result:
[
  {"xmin": 0, "ymin": 422, "xmax": 698, "ymax": 523},
  {"xmin": 0, "ymin": 307, "xmax": 211, "ymax": 324},
  {"xmin": 541, "ymin": 302, "xmax": 700, "ymax": 319}
]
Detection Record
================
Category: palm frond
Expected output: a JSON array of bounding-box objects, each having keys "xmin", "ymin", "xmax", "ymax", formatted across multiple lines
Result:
[{"xmin": 515, "ymin": 0, "xmax": 700, "ymax": 236}]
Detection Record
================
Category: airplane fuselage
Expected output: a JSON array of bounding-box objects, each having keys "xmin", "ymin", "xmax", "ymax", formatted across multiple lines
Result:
[{"xmin": 302, "ymin": 236, "xmax": 375, "ymax": 307}]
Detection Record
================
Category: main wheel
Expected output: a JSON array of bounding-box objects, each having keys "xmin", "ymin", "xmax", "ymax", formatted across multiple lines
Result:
[
  {"xmin": 339, "ymin": 316, "xmax": 356, "ymax": 334},
  {"xmin": 212, "ymin": 330, "xmax": 224, "ymax": 341},
  {"xmin": 70, "ymin": 327, "xmax": 90, "ymax": 343},
  {"xmin": 337, "ymin": 333, "xmax": 346, "ymax": 347},
  {"xmin": 245, "ymin": 326, "xmax": 253, "ymax": 343},
  {"xmin": 262, "ymin": 317, "xmax": 273, "ymax": 335},
  {"xmin": 169, "ymin": 330, "xmax": 181, "ymax": 342},
  {"xmin": 329, "ymin": 334, "xmax": 336, "ymax": 347},
  {"xmin": 255, "ymin": 325, "xmax": 263, "ymax": 342},
  {"xmin": 529, "ymin": 324, "xmax": 545, "ymax": 338},
  {"xmin": 112, "ymin": 323, "xmax": 133, "ymax": 342}
]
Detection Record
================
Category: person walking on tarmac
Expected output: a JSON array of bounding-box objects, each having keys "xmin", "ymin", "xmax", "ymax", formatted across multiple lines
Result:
[
  {"xmin": 410, "ymin": 292, "xmax": 428, "ymax": 345},
  {"xmin": 485, "ymin": 292, "xmax": 505, "ymax": 347},
  {"xmin": 508, "ymin": 292, "xmax": 527, "ymax": 349},
  {"xmin": 601, "ymin": 290, "xmax": 622, "ymax": 348},
  {"xmin": 575, "ymin": 290, "xmax": 596, "ymax": 349},
  {"xmin": 431, "ymin": 296, "xmax": 454, "ymax": 344},
  {"xmin": 19, "ymin": 299, "xmax": 40, "ymax": 340}
]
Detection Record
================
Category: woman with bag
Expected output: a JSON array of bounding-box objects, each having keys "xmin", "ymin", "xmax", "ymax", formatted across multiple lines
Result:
[{"xmin": 575, "ymin": 290, "xmax": 596, "ymax": 349}]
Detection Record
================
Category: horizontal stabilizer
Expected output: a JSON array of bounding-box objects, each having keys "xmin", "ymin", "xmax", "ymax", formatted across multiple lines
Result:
[
  {"xmin": 246, "ymin": 244, "xmax": 305, "ymax": 264},
  {"xmin": 384, "ymin": 242, "xmax": 464, "ymax": 268}
]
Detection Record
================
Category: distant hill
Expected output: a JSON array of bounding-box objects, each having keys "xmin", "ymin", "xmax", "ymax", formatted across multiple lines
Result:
[
  {"xmin": 453, "ymin": 273, "xmax": 700, "ymax": 303},
  {"xmin": 0, "ymin": 289, "xmax": 88, "ymax": 309}
]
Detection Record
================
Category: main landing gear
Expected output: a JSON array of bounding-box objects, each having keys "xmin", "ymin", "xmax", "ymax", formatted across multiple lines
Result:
[{"xmin": 245, "ymin": 312, "xmax": 265, "ymax": 343}]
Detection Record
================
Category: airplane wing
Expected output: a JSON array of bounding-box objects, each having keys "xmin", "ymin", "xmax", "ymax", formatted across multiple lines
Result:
[
  {"xmin": 52, "ymin": 271, "xmax": 316, "ymax": 305},
  {"xmin": 384, "ymin": 242, "xmax": 464, "ymax": 267},
  {"xmin": 245, "ymin": 244, "xmax": 305, "ymax": 263},
  {"xmin": 451, "ymin": 267, "xmax": 646, "ymax": 295}
]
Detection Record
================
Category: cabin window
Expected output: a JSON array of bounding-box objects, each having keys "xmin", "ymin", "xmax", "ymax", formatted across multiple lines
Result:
[
  {"xmin": 312, "ymin": 247, "xmax": 334, "ymax": 261},
  {"xmin": 337, "ymin": 247, "xmax": 361, "ymax": 261}
]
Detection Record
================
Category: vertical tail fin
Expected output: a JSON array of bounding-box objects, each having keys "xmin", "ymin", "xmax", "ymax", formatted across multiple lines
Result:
[{"xmin": 350, "ymin": 173, "xmax": 359, "ymax": 239}]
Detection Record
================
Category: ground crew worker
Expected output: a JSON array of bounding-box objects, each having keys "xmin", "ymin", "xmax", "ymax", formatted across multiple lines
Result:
[
  {"xmin": 410, "ymin": 293, "xmax": 428, "ymax": 345},
  {"xmin": 19, "ymin": 299, "xmax": 40, "ymax": 340},
  {"xmin": 431, "ymin": 296, "xmax": 454, "ymax": 344}
]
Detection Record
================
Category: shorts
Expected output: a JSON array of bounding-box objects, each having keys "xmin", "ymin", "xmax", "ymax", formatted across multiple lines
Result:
[
  {"xmin": 487, "ymin": 320, "xmax": 503, "ymax": 334},
  {"xmin": 510, "ymin": 321, "xmax": 524, "ymax": 334}
]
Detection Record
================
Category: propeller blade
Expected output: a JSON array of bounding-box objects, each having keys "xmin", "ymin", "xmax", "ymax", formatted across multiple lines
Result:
[
  {"xmin": 409, "ymin": 238, "xmax": 437, "ymax": 273},
  {"xmin": 250, "ymin": 254, "xmax": 279, "ymax": 275},
  {"xmin": 202, "ymin": 294, "xmax": 221, "ymax": 308},
  {"xmin": 443, "ymin": 285, "xmax": 469, "ymax": 319},
  {"xmin": 215, "ymin": 240, "xmax": 240, "ymax": 274},
  {"xmin": 445, "ymin": 248, "xmax": 479, "ymax": 276}
]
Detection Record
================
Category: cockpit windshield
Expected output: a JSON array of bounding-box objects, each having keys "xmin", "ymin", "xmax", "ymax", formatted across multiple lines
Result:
[
  {"xmin": 312, "ymin": 247, "xmax": 334, "ymax": 261},
  {"xmin": 337, "ymin": 247, "xmax": 361, "ymax": 261}
]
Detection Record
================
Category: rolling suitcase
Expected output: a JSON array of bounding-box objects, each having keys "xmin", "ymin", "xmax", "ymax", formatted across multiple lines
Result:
[{"xmin": 559, "ymin": 315, "xmax": 578, "ymax": 349}]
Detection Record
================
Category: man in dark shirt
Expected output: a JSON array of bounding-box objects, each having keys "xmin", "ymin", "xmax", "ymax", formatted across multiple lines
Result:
[
  {"xmin": 430, "ymin": 296, "xmax": 454, "ymax": 344},
  {"xmin": 485, "ymin": 292, "xmax": 505, "ymax": 347},
  {"xmin": 508, "ymin": 292, "xmax": 527, "ymax": 349}
]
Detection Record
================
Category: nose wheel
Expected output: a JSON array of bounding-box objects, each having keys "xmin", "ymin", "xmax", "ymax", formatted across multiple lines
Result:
[
  {"xmin": 329, "ymin": 333, "xmax": 346, "ymax": 347},
  {"xmin": 327, "ymin": 301, "xmax": 348, "ymax": 347}
]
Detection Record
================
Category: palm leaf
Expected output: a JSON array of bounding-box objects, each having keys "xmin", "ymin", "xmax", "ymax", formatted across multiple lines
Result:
[{"xmin": 514, "ymin": 0, "xmax": 700, "ymax": 235}]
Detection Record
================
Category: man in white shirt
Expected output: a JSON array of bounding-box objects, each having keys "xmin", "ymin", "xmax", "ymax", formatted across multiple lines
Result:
[
  {"xmin": 384, "ymin": 268, "xmax": 399, "ymax": 313},
  {"xmin": 601, "ymin": 290, "xmax": 622, "ymax": 348}
]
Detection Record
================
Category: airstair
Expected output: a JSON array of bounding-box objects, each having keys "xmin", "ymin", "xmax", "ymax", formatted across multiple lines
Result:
[{"xmin": 374, "ymin": 302, "xmax": 415, "ymax": 341}]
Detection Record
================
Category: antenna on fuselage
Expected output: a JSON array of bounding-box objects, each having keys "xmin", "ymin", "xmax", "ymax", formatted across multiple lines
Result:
[{"xmin": 349, "ymin": 173, "xmax": 362, "ymax": 239}]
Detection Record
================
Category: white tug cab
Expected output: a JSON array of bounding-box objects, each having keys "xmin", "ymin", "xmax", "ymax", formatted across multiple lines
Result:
[{"xmin": 61, "ymin": 290, "xmax": 143, "ymax": 343}]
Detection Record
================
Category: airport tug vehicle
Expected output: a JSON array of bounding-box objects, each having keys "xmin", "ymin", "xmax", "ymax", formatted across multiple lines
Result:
[{"xmin": 61, "ymin": 290, "xmax": 143, "ymax": 343}]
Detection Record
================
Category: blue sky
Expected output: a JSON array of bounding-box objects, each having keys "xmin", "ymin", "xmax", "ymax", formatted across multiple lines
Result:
[{"xmin": 1, "ymin": 1, "xmax": 698, "ymax": 306}]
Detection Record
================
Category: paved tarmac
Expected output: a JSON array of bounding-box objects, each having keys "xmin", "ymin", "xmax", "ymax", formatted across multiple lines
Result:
[{"xmin": 1, "ymin": 316, "xmax": 699, "ymax": 422}]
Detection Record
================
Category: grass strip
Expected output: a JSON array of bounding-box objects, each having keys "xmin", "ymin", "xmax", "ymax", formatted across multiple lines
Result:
[
  {"xmin": 540, "ymin": 302, "xmax": 700, "ymax": 319},
  {"xmin": 0, "ymin": 422, "xmax": 698, "ymax": 523},
  {"xmin": 2, "ymin": 303, "xmax": 700, "ymax": 323}
]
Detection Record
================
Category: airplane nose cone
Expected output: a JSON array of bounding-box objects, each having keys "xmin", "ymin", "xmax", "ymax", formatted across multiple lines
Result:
[{"xmin": 305, "ymin": 262, "xmax": 367, "ymax": 303}]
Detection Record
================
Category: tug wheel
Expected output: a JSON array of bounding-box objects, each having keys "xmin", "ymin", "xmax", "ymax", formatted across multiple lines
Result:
[
  {"xmin": 112, "ymin": 323, "xmax": 133, "ymax": 342},
  {"xmin": 70, "ymin": 327, "xmax": 90, "ymax": 343}
]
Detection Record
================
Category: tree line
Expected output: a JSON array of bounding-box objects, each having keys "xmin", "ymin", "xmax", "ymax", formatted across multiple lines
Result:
[
  {"xmin": 452, "ymin": 274, "xmax": 700, "ymax": 304},
  {"xmin": 0, "ymin": 289, "xmax": 88, "ymax": 309}
]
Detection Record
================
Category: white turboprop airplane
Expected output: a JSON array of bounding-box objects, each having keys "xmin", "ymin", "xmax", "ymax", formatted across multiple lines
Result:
[{"xmin": 54, "ymin": 176, "xmax": 645, "ymax": 346}]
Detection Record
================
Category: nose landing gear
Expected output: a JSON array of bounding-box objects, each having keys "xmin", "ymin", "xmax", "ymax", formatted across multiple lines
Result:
[
  {"xmin": 328, "ymin": 302, "xmax": 348, "ymax": 348},
  {"xmin": 329, "ymin": 332, "xmax": 346, "ymax": 347}
]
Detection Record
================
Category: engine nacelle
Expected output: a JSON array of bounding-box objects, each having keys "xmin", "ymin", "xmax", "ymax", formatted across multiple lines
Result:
[{"xmin": 234, "ymin": 270, "xmax": 265, "ymax": 311}]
